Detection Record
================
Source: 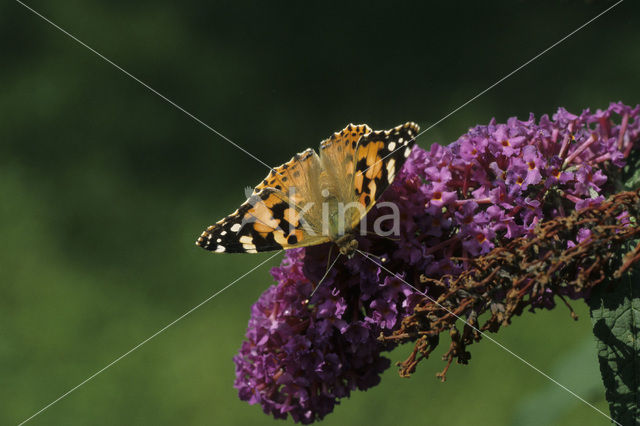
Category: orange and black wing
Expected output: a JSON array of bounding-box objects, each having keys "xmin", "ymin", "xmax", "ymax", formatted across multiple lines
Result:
[
  {"xmin": 196, "ymin": 149, "xmax": 329, "ymax": 253},
  {"xmin": 352, "ymin": 122, "xmax": 419, "ymax": 214},
  {"xmin": 318, "ymin": 124, "xmax": 372, "ymax": 203}
]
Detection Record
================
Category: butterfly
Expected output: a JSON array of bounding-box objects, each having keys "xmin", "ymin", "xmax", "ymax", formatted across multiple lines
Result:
[{"xmin": 196, "ymin": 122, "xmax": 419, "ymax": 257}]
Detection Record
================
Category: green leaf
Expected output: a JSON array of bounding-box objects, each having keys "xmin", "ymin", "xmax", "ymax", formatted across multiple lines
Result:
[
  {"xmin": 623, "ymin": 149, "xmax": 640, "ymax": 191},
  {"xmin": 588, "ymin": 267, "xmax": 640, "ymax": 425}
]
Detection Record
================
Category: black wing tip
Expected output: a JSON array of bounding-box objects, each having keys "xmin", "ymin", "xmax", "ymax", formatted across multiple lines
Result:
[
  {"xmin": 393, "ymin": 121, "xmax": 420, "ymax": 136},
  {"xmin": 195, "ymin": 235, "xmax": 210, "ymax": 248},
  {"xmin": 195, "ymin": 225, "xmax": 227, "ymax": 252}
]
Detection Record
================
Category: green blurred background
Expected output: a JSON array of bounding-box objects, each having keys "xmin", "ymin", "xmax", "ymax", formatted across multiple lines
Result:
[{"xmin": 2, "ymin": 1, "xmax": 638, "ymax": 424}]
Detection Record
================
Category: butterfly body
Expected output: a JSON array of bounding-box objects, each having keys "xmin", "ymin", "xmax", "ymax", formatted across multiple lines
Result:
[
  {"xmin": 196, "ymin": 122, "xmax": 419, "ymax": 254},
  {"xmin": 334, "ymin": 233, "xmax": 359, "ymax": 257}
]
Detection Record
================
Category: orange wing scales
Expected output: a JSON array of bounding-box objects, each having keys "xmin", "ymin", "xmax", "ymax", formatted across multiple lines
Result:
[
  {"xmin": 196, "ymin": 187, "xmax": 327, "ymax": 253},
  {"xmin": 319, "ymin": 124, "xmax": 372, "ymax": 203}
]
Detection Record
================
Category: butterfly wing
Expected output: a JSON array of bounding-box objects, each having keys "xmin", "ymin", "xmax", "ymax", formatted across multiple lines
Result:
[
  {"xmin": 254, "ymin": 148, "xmax": 324, "ymax": 207},
  {"xmin": 352, "ymin": 122, "xmax": 419, "ymax": 218},
  {"xmin": 196, "ymin": 122, "xmax": 420, "ymax": 253},
  {"xmin": 196, "ymin": 149, "xmax": 329, "ymax": 253},
  {"xmin": 318, "ymin": 124, "xmax": 372, "ymax": 203}
]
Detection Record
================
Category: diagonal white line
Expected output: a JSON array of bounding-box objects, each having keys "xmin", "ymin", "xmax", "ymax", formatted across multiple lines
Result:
[
  {"xmin": 17, "ymin": 251, "xmax": 282, "ymax": 426},
  {"xmin": 309, "ymin": 253, "xmax": 341, "ymax": 298},
  {"xmin": 15, "ymin": 0, "xmax": 275, "ymax": 174},
  {"xmin": 414, "ymin": 0, "xmax": 623, "ymax": 141},
  {"xmin": 359, "ymin": 0, "xmax": 624, "ymax": 177},
  {"xmin": 356, "ymin": 249, "xmax": 619, "ymax": 426}
]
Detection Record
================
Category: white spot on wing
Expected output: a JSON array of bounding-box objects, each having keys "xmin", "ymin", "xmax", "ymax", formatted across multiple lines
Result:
[
  {"xmin": 215, "ymin": 246, "xmax": 226, "ymax": 253},
  {"xmin": 404, "ymin": 147, "xmax": 411, "ymax": 158},
  {"xmin": 240, "ymin": 235, "xmax": 257, "ymax": 252},
  {"xmin": 387, "ymin": 141, "xmax": 396, "ymax": 151},
  {"xmin": 239, "ymin": 236, "xmax": 253, "ymax": 245},
  {"xmin": 230, "ymin": 223, "xmax": 242, "ymax": 233},
  {"xmin": 386, "ymin": 158, "xmax": 396, "ymax": 182}
]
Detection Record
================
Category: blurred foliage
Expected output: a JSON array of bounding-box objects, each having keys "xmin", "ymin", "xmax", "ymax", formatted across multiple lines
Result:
[
  {"xmin": 511, "ymin": 337, "xmax": 606, "ymax": 426},
  {"xmin": 1, "ymin": 0, "xmax": 638, "ymax": 424}
]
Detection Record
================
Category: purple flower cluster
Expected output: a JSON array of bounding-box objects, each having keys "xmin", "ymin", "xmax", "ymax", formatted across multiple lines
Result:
[
  {"xmin": 233, "ymin": 103, "xmax": 640, "ymax": 423},
  {"xmin": 409, "ymin": 102, "xmax": 640, "ymax": 277},
  {"xmin": 233, "ymin": 249, "xmax": 399, "ymax": 423}
]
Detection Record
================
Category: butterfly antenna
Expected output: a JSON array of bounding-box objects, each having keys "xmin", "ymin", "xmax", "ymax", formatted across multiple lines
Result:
[
  {"xmin": 356, "ymin": 248, "xmax": 389, "ymax": 264},
  {"xmin": 309, "ymin": 252, "xmax": 341, "ymax": 299}
]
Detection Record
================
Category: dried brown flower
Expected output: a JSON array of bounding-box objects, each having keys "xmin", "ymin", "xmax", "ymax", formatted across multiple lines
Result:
[{"xmin": 382, "ymin": 190, "xmax": 640, "ymax": 380}]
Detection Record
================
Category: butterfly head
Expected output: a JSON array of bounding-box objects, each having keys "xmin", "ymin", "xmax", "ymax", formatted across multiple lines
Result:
[{"xmin": 335, "ymin": 233, "xmax": 358, "ymax": 258}]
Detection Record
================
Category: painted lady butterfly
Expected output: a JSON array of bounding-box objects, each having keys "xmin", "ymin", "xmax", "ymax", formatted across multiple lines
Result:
[{"xmin": 196, "ymin": 122, "xmax": 419, "ymax": 256}]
